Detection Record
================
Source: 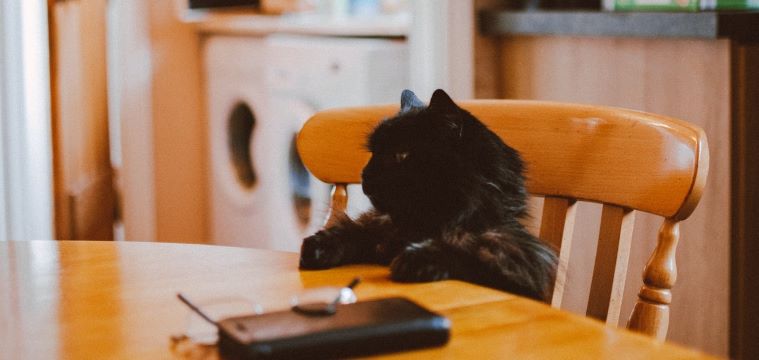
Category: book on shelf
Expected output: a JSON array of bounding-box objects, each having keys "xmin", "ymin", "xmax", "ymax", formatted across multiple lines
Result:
[{"xmin": 605, "ymin": 0, "xmax": 758, "ymax": 10}]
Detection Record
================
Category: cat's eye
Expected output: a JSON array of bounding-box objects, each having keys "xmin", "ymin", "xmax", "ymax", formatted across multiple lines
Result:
[{"xmin": 394, "ymin": 152, "xmax": 409, "ymax": 162}]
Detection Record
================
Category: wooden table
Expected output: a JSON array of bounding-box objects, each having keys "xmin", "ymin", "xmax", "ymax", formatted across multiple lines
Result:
[{"xmin": 0, "ymin": 241, "xmax": 713, "ymax": 359}]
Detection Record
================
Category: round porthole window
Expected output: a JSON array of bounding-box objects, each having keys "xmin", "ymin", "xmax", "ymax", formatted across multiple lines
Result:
[
  {"xmin": 289, "ymin": 134, "xmax": 311, "ymax": 230},
  {"xmin": 227, "ymin": 102, "xmax": 257, "ymax": 189}
]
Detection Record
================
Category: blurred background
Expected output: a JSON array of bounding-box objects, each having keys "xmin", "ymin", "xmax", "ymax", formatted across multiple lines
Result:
[{"xmin": 1, "ymin": 0, "xmax": 758, "ymax": 358}]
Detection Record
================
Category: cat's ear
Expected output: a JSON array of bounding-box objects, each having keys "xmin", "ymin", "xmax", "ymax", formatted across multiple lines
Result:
[
  {"xmin": 399, "ymin": 89, "xmax": 425, "ymax": 114},
  {"xmin": 430, "ymin": 89, "xmax": 465, "ymax": 138},
  {"xmin": 428, "ymin": 89, "xmax": 460, "ymax": 113}
]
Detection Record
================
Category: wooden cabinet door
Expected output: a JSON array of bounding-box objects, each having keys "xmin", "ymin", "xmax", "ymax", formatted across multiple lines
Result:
[{"xmin": 49, "ymin": 0, "xmax": 115, "ymax": 240}]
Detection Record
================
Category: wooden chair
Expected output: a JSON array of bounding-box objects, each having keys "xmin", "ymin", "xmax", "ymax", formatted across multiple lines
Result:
[{"xmin": 296, "ymin": 100, "xmax": 709, "ymax": 340}]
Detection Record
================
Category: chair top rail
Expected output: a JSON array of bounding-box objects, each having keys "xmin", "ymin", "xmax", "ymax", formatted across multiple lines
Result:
[{"xmin": 297, "ymin": 100, "xmax": 709, "ymax": 220}]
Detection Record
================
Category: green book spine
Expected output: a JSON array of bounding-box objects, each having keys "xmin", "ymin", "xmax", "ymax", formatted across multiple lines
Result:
[
  {"xmin": 701, "ymin": 0, "xmax": 759, "ymax": 9},
  {"xmin": 614, "ymin": 0, "xmax": 700, "ymax": 10}
]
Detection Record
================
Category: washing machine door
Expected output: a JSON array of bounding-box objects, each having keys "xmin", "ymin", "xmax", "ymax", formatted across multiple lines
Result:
[
  {"xmin": 288, "ymin": 100, "xmax": 332, "ymax": 237},
  {"xmin": 258, "ymin": 97, "xmax": 331, "ymax": 251},
  {"xmin": 289, "ymin": 99, "xmax": 377, "ymax": 234}
]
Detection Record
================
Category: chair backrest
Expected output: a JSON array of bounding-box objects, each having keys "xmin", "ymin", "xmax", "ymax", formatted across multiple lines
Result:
[{"xmin": 296, "ymin": 100, "xmax": 709, "ymax": 340}]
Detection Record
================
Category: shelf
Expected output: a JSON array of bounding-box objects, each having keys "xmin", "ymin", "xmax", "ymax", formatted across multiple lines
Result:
[
  {"xmin": 480, "ymin": 10, "xmax": 759, "ymax": 42},
  {"xmin": 181, "ymin": 10, "xmax": 410, "ymax": 37}
]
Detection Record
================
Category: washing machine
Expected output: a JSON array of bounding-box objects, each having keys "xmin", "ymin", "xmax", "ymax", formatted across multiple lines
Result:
[{"xmin": 205, "ymin": 33, "xmax": 408, "ymax": 251}]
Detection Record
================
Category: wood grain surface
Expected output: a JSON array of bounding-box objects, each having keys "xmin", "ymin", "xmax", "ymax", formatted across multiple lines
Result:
[
  {"xmin": 297, "ymin": 100, "xmax": 707, "ymax": 220},
  {"xmin": 0, "ymin": 241, "xmax": 714, "ymax": 359},
  {"xmin": 491, "ymin": 36, "xmax": 730, "ymax": 356}
]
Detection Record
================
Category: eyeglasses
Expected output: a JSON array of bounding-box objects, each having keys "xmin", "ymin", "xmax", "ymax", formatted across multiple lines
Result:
[
  {"xmin": 174, "ymin": 278, "xmax": 361, "ymax": 345},
  {"xmin": 291, "ymin": 277, "xmax": 360, "ymax": 316}
]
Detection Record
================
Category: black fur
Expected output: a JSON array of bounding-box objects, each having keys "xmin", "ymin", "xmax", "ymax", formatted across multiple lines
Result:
[{"xmin": 299, "ymin": 89, "xmax": 557, "ymax": 301}]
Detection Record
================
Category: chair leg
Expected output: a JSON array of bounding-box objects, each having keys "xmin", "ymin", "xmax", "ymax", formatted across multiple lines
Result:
[{"xmin": 627, "ymin": 219, "xmax": 679, "ymax": 340}]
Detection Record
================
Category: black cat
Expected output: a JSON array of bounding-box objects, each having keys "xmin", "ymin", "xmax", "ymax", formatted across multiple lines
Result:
[{"xmin": 299, "ymin": 89, "xmax": 558, "ymax": 301}]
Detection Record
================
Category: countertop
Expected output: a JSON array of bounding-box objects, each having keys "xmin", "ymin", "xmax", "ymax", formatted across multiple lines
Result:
[{"xmin": 480, "ymin": 10, "xmax": 759, "ymax": 42}]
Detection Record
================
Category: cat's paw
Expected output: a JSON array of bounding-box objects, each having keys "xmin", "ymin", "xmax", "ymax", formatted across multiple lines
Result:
[
  {"xmin": 299, "ymin": 231, "xmax": 345, "ymax": 270},
  {"xmin": 389, "ymin": 241, "xmax": 452, "ymax": 282}
]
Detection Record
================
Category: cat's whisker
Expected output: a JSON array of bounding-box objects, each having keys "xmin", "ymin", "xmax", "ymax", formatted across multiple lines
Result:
[{"xmin": 486, "ymin": 182, "xmax": 504, "ymax": 194}]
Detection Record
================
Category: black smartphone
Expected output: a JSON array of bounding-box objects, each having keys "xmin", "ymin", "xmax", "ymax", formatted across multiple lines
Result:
[
  {"xmin": 216, "ymin": 297, "xmax": 450, "ymax": 360},
  {"xmin": 188, "ymin": 0, "xmax": 260, "ymax": 10}
]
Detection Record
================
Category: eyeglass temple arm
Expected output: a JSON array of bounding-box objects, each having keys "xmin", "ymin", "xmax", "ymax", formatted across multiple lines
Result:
[{"xmin": 177, "ymin": 292, "xmax": 219, "ymax": 326}]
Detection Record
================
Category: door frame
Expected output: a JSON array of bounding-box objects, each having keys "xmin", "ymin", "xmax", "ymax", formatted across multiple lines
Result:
[
  {"xmin": 107, "ymin": 0, "xmax": 157, "ymax": 241},
  {"xmin": 0, "ymin": 0, "xmax": 7, "ymax": 240},
  {"xmin": 0, "ymin": 0, "xmax": 55, "ymax": 241}
]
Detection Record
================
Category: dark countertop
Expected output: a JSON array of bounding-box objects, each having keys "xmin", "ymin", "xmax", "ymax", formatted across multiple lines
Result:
[{"xmin": 480, "ymin": 11, "xmax": 759, "ymax": 42}]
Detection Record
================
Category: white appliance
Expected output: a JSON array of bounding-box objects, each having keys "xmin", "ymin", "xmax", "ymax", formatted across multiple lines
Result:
[
  {"xmin": 205, "ymin": 33, "xmax": 408, "ymax": 251},
  {"xmin": 205, "ymin": 36, "xmax": 274, "ymax": 249}
]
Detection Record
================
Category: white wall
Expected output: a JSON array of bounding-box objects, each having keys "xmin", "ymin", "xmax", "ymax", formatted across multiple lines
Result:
[
  {"xmin": 0, "ymin": 0, "xmax": 54, "ymax": 241},
  {"xmin": 108, "ymin": 0, "xmax": 157, "ymax": 241},
  {"xmin": 409, "ymin": 0, "xmax": 473, "ymax": 100}
]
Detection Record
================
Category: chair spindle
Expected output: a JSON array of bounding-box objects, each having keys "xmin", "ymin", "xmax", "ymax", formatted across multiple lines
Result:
[
  {"xmin": 587, "ymin": 205, "xmax": 635, "ymax": 326},
  {"xmin": 540, "ymin": 196, "xmax": 577, "ymax": 308},
  {"xmin": 325, "ymin": 184, "xmax": 348, "ymax": 227}
]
